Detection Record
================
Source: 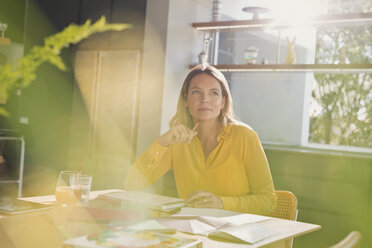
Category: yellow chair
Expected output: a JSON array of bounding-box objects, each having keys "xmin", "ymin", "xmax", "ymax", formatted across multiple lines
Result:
[
  {"xmin": 269, "ymin": 190, "xmax": 298, "ymax": 221},
  {"xmin": 268, "ymin": 190, "xmax": 298, "ymax": 248},
  {"xmin": 329, "ymin": 231, "xmax": 362, "ymax": 248}
]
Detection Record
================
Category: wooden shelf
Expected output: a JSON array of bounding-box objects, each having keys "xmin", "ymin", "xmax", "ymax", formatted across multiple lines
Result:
[
  {"xmin": 189, "ymin": 64, "xmax": 372, "ymax": 73},
  {"xmin": 192, "ymin": 12, "xmax": 372, "ymax": 31}
]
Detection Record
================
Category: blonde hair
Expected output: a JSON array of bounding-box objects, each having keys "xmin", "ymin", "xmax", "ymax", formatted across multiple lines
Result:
[{"xmin": 169, "ymin": 65, "xmax": 237, "ymax": 128}]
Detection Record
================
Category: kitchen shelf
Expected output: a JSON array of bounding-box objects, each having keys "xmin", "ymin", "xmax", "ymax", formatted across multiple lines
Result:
[
  {"xmin": 192, "ymin": 12, "xmax": 372, "ymax": 31},
  {"xmin": 191, "ymin": 12, "xmax": 372, "ymax": 73},
  {"xmin": 189, "ymin": 64, "xmax": 372, "ymax": 73}
]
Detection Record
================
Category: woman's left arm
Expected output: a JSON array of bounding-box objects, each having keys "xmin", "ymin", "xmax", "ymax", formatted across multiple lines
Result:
[{"xmin": 220, "ymin": 132, "xmax": 277, "ymax": 215}]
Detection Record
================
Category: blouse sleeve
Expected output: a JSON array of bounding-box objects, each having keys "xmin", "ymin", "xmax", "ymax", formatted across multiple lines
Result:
[
  {"xmin": 220, "ymin": 131, "xmax": 277, "ymax": 215},
  {"xmin": 124, "ymin": 140, "xmax": 172, "ymax": 190}
]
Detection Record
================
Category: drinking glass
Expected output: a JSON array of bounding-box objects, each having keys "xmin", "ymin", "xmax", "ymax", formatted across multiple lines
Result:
[
  {"xmin": 74, "ymin": 174, "xmax": 92, "ymax": 202},
  {"xmin": 55, "ymin": 171, "xmax": 82, "ymax": 206}
]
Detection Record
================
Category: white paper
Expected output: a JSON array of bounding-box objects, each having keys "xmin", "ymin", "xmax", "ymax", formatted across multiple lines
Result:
[
  {"xmin": 157, "ymin": 218, "xmax": 215, "ymax": 234},
  {"xmin": 157, "ymin": 209, "xmax": 273, "ymax": 239},
  {"xmin": 197, "ymin": 214, "xmax": 271, "ymax": 228},
  {"xmin": 171, "ymin": 209, "xmax": 271, "ymax": 230},
  {"xmin": 208, "ymin": 223, "xmax": 278, "ymax": 244}
]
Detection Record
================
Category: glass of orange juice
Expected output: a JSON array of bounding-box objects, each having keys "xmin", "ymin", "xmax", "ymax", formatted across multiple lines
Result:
[{"xmin": 55, "ymin": 171, "xmax": 82, "ymax": 206}]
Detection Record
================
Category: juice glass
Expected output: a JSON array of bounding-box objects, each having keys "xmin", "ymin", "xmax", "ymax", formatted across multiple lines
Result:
[{"xmin": 55, "ymin": 171, "xmax": 82, "ymax": 206}]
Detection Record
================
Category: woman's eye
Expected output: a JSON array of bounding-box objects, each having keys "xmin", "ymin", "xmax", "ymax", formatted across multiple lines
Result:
[
  {"xmin": 211, "ymin": 91, "xmax": 219, "ymax": 96},
  {"xmin": 191, "ymin": 90, "xmax": 200, "ymax": 95}
]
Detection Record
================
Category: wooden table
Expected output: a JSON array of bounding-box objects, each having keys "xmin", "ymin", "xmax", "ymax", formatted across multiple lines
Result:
[{"xmin": 0, "ymin": 190, "xmax": 321, "ymax": 248}]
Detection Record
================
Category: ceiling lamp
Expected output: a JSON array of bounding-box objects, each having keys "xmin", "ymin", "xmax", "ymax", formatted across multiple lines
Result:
[{"xmin": 242, "ymin": 0, "xmax": 270, "ymax": 20}]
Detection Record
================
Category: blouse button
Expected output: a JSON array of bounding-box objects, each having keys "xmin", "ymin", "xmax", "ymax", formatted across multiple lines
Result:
[
  {"xmin": 156, "ymin": 152, "xmax": 159, "ymax": 155},
  {"xmin": 147, "ymin": 164, "xmax": 151, "ymax": 168}
]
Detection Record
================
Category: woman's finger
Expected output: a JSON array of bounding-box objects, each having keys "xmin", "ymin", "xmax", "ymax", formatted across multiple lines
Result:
[
  {"xmin": 178, "ymin": 125, "xmax": 195, "ymax": 143},
  {"xmin": 186, "ymin": 191, "xmax": 209, "ymax": 204},
  {"xmin": 187, "ymin": 128, "xmax": 196, "ymax": 143},
  {"xmin": 181, "ymin": 126, "xmax": 190, "ymax": 142},
  {"xmin": 176, "ymin": 126, "xmax": 185, "ymax": 142}
]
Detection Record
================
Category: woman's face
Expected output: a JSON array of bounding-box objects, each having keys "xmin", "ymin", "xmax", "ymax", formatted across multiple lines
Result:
[{"xmin": 186, "ymin": 73, "xmax": 225, "ymax": 122}]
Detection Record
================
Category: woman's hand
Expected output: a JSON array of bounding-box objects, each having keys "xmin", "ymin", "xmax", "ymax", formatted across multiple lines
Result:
[
  {"xmin": 157, "ymin": 121, "xmax": 200, "ymax": 147},
  {"xmin": 186, "ymin": 190, "xmax": 223, "ymax": 209}
]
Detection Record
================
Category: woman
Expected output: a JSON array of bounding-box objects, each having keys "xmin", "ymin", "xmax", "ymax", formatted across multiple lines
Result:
[{"xmin": 125, "ymin": 65, "xmax": 277, "ymax": 215}]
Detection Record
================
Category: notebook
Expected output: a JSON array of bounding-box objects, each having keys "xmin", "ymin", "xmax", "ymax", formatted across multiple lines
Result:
[
  {"xmin": 97, "ymin": 190, "xmax": 186, "ymax": 213},
  {"xmin": 0, "ymin": 198, "xmax": 54, "ymax": 215},
  {"xmin": 157, "ymin": 212, "xmax": 276, "ymax": 244},
  {"xmin": 207, "ymin": 222, "xmax": 278, "ymax": 244}
]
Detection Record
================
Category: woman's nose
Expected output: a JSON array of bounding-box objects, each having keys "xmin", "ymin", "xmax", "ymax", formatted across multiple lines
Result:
[{"xmin": 201, "ymin": 94, "xmax": 208, "ymax": 103}]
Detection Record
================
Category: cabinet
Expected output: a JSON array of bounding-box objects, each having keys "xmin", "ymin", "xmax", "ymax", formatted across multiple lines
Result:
[
  {"xmin": 0, "ymin": 136, "xmax": 25, "ymax": 198},
  {"xmin": 70, "ymin": 50, "xmax": 140, "ymax": 189},
  {"xmin": 191, "ymin": 12, "xmax": 372, "ymax": 72}
]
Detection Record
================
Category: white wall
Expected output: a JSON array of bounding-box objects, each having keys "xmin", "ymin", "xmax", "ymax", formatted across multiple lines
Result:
[
  {"xmin": 136, "ymin": 0, "xmax": 170, "ymax": 156},
  {"xmin": 160, "ymin": 0, "xmax": 211, "ymax": 134}
]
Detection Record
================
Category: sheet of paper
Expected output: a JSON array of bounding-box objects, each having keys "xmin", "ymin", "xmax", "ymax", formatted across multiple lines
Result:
[
  {"xmin": 198, "ymin": 213, "xmax": 271, "ymax": 228},
  {"xmin": 208, "ymin": 223, "xmax": 278, "ymax": 244},
  {"xmin": 172, "ymin": 208, "xmax": 272, "ymax": 229},
  {"xmin": 157, "ymin": 218, "xmax": 216, "ymax": 234},
  {"xmin": 157, "ymin": 212, "xmax": 272, "ymax": 236}
]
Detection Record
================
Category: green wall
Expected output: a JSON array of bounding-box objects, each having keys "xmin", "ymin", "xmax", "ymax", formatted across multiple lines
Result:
[{"xmin": 266, "ymin": 148, "xmax": 372, "ymax": 248}]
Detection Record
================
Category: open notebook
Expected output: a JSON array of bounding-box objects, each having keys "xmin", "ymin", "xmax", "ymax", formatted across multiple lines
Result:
[
  {"xmin": 0, "ymin": 198, "xmax": 53, "ymax": 215},
  {"xmin": 97, "ymin": 190, "xmax": 186, "ymax": 213},
  {"xmin": 157, "ymin": 211, "xmax": 277, "ymax": 244}
]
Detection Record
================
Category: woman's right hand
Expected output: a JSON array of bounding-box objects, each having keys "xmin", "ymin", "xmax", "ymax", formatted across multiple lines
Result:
[{"xmin": 157, "ymin": 122, "xmax": 200, "ymax": 147}]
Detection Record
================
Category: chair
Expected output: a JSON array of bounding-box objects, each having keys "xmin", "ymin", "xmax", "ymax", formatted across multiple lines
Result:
[
  {"xmin": 329, "ymin": 231, "xmax": 362, "ymax": 248},
  {"xmin": 269, "ymin": 190, "xmax": 298, "ymax": 221},
  {"xmin": 268, "ymin": 190, "xmax": 298, "ymax": 248}
]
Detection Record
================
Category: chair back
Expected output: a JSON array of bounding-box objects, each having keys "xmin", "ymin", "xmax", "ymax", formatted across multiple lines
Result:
[
  {"xmin": 269, "ymin": 190, "xmax": 298, "ymax": 221},
  {"xmin": 268, "ymin": 190, "xmax": 298, "ymax": 248},
  {"xmin": 329, "ymin": 231, "xmax": 362, "ymax": 248}
]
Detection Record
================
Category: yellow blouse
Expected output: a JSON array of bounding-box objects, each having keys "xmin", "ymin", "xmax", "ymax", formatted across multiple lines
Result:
[{"xmin": 125, "ymin": 123, "xmax": 277, "ymax": 215}]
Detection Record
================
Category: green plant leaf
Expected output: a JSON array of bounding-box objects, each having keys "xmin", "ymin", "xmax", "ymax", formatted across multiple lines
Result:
[{"xmin": 0, "ymin": 16, "xmax": 130, "ymax": 117}]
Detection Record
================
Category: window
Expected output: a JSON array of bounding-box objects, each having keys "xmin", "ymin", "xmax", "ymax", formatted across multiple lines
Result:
[{"xmin": 309, "ymin": 0, "xmax": 372, "ymax": 149}]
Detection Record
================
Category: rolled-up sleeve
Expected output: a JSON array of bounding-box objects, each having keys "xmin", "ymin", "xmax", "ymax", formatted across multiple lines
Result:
[{"xmin": 125, "ymin": 140, "xmax": 172, "ymax": 190}]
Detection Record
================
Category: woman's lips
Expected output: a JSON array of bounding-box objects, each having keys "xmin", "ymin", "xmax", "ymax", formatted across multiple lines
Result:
[{"xmin": 198, "ymin": 108, "xmax": 212, "ymax": 111}]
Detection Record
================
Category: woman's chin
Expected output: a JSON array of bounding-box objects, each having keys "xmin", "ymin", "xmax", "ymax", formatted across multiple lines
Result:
[{"xmin": 193, "ymin": 116, "xmax": 218, "ymax": 122}]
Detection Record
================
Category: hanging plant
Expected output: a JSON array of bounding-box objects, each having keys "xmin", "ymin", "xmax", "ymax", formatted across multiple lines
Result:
[{"xmin": 0, "ymin": 16, "xmax": 131, "ymax": 116}]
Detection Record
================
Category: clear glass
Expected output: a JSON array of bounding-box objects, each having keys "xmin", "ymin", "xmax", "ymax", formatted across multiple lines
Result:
[
  {"xmin": 75, "ymin": 175, "xmax": 92, "ymax": 202},
  {"xmin": 55, "ymin": 171, "xmax": 82, "ymax": 206}
]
